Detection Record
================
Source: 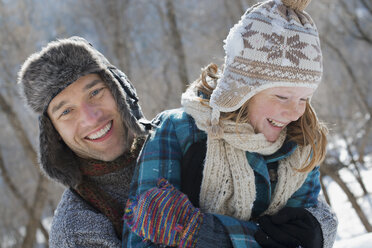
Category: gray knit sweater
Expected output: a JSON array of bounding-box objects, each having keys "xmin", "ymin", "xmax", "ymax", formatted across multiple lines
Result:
[{"xmin": 49, "ymin": 162, "xmax": 135, "ymax": 248}]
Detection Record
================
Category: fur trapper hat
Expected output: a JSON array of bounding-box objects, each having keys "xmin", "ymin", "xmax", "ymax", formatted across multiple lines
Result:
[
  {"xmin": 210, "ymin": 0, "xmax": 322, "ymax": 123},
  {"xmin": 18, "ymin": 36, "xmax": 149, "ymax": 187}
]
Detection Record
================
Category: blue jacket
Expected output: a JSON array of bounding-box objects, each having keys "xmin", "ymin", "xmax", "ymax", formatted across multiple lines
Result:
[{"xmin": 123, "ymin": 108, "xmax": 321, "ymax": 247}]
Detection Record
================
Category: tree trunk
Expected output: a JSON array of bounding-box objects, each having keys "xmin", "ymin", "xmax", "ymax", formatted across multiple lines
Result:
[
  {"xmin": 353, "ymin": 165, "xmax": 369, "ymax": 196},
  {"xmin": 321, "ymin": 165, "xmax": 372, "ymax": 232},
  {"xmin": 224, "ymin": 0, "xmax": 245, "ymax": 23},
  {"xmin": 165, "ymin": 0, "xmax": 189, "ymax": 91},
  {"xmin": 224, "ymin": 0, "xmax": 238, "ymax": 25},
  {"xmin": 319, "ymin": 173, "xmax": 331, "ymax": 206},
  {"xmin": 109, "ymin": 0, "xmax": 132, "ymax": 79},
  {"xmin": 358, "ymin": 119, "xmax": 372, "ymax": 165},
  {"xmin": 21, "ymin": 176, "xmax": 50, "ymax": 248},
  {"xmin": 342, "ymin": 136, "xmax": 369, "ymax": 196},
  {"xmin": 322, "ymin": 37, "xmax": 372, "ymax": 117},
  {"xmin": 0, "ymin": 93, "xmax": 50, "ymax": 247},
  {"xmin": 0, "ymin": 152, "xmax": 49, "ymax": 243}
]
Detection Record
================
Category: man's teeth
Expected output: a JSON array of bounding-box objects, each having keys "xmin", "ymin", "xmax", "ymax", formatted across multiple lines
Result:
[
  {"xmin": 268, "ymin": 119, "xmax": 285, "ymax": 127},
  {"xmin": 87, "ymin": 122, "xmax": 112, "ymax": 140}
]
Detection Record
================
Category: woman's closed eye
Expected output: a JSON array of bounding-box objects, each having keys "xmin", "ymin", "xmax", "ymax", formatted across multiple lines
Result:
[{"xmin": 275, "ymin": 95, "xmax": 288, "ymax": 100}]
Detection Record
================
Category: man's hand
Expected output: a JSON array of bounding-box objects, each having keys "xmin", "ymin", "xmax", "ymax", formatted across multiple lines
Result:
[{"xmin": 254, "ymin": 207, "xmax": 323, "ymax": 248}]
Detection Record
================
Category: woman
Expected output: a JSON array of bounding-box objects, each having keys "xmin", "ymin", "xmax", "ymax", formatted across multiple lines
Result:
[{"xmin": 124, "ymin": 0, "xmax": 337, "ymax": 247}]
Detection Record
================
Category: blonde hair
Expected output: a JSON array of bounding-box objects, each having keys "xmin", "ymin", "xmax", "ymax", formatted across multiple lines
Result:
[{"xmin": 191, "ymin": 63, "xmax": 327, "ymax": 172}]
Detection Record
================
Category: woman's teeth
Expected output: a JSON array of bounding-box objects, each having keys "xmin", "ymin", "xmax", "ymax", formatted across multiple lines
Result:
[
  {"xmin": 268, "ymin": 119, "xmax": 285, "ymax": 127},
  {"xmin": 86, "ymin": 121, "xmax": 112, "ymax": 140}
]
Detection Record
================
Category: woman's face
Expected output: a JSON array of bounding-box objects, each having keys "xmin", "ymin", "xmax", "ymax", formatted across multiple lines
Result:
[{"xmin": 247, "ymin": 87, "xmax": 315, "ymax": 142}]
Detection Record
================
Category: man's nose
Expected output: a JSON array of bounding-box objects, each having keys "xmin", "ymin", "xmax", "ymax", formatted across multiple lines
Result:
[{"xmin": 80, "ymin": 103, "xmax": 102, "ymax": 126}]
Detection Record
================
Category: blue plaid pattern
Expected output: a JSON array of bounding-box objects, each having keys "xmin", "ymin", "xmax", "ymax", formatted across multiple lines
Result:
[{"xmin": 123, "ymin": 108, "xmax": 320, "ymax": 248}]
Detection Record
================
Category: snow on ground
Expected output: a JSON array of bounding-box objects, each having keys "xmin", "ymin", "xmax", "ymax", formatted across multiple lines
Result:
[
  {"xmin": 334, "ymin": 233, "xmax": 372, "ymax": 248},
  {"xmin": 327, "ymin": 164, "xmax": 372, "ymax": 247}
]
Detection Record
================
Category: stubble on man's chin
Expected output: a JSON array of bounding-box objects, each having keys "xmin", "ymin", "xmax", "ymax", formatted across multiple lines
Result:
[{"xmin": 105, "ymin": 125, "xmax": 137, "ymax": 161}]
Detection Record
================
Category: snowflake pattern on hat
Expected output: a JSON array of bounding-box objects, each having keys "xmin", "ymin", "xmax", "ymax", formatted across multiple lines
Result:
[{"xmin": 210, "ymin": 0, "xmax": 322, "ymax": 114}]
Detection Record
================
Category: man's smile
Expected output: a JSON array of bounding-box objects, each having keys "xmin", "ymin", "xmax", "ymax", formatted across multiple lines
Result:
[{"xmin": 85, "ymin": 120, "xmax": 113, "ymax": 141}]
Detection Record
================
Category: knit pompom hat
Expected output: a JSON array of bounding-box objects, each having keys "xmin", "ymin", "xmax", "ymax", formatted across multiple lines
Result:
[
  {"xmin": 210, "ymin": 0, "xmax": 322, "ymax": 123},
  {"xmin": 18, "ymin": 36, "xmax": 149, "ymax": 187}
]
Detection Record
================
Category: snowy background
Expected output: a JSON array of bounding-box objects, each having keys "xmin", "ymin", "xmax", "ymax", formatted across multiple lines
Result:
[{"xmin": 331, "ymin": 164, "xmax": 372, "ymax": 247}]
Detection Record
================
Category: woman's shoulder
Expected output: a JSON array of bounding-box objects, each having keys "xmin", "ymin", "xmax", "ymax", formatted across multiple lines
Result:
[
  {"xmin": 152, "ymin": 108, "xmax": 199, "ymax": 133},
  {"xmin": 154, "ymin": 108, "xmax": 194, "ymax": 124},
  {"xmin": 151, "ymin": 108, "xmax": 206, "ymax": 149}
]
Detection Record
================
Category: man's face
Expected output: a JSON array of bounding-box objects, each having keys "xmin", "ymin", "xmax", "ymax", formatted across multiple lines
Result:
[{"xmin": 47, "ymin": 73, "xmax": 133, "ymax": 161}]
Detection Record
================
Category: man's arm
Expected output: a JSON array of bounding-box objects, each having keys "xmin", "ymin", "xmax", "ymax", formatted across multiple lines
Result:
[
  {"xmin": 306, "ymin": 195, "xmax": 338, "ymax": 248},
  {"xmin": 50, "ymin": 189, "xmax": 121, "ymax": 248}
]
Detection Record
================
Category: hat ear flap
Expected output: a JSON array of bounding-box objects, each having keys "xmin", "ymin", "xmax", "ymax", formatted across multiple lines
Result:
[
  {"xmin": 100, "ymin": 70, "xmax": 147, "ymax": 136},
  {"xmin": 38, "ymin": 115, "xmax": 81, "ymax": 187}
]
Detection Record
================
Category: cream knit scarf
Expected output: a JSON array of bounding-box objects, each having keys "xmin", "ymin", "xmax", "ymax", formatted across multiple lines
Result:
[{"xmin": 181, "ymin": 86, "xmax": 311, "ymax": 220}]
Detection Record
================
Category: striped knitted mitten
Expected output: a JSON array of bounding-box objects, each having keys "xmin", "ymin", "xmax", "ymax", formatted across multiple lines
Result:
[{"xmin": 124, "ymin": 178, "xmax": 203, "ymax": 247}]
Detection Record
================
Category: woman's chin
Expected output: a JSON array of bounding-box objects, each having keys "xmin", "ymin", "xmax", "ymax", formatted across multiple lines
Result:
[{"xmin": 264, "ymin": 134, "xmax": 280, "ymax": 143}]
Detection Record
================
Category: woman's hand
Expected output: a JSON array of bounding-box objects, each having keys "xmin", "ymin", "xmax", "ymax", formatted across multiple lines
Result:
[
  {"xmin": 124, "ymin": 178, "xmax": 203, "ymax": 247},
  {"xmin": 254, "ymin": 207, "xmax": 323, "ymax": 248}
]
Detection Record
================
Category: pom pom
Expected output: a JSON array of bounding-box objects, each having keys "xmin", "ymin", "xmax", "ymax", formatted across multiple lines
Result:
[{"xmin": 281, "ymin": 0, "xmax": 311, "ymax": 11}]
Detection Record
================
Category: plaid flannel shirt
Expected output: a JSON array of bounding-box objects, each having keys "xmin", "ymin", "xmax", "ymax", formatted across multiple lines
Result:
[{"xmin": 123, "ymin": 108, "xmax": 320, "ymax": 248}]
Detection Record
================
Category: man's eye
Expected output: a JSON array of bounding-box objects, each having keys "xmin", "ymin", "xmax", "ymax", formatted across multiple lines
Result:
[
  {"xmin": 91, "ymin": 88, "xmax": 104, "ymax": 97},
  {"xmin": 61, "ymin": 109, "xmax": 71, "ymax": 117},
  {"xmin": 58, "ymin": 108, "xmax": 71, "ymax": 119}
]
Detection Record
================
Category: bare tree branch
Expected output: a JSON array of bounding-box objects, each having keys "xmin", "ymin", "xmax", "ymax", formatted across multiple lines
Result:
[
  {"xmin": 320, "ymin": 164, "xmax": 372, "ymax": 232},
  {"xmin": 360, "ymin": 0, "xmax": 372, "ymax": 14},
  {"xmin": 0, "ymin": 151, "xmax": 49, "ymax": 243},
  {"xmin": 340, "ymin": 0, "xmax": 372, "ymax": 44},
  {"xmin": 321, "ymin": 36, "xmax": 371, "ymax": 116},
  {"xmin": 165, "ymin": 0, "xmax": 189, "ymax": 91},
  {"xmin": 0, "ymin": 93, "xmax": 50, "ymax": 247},
  {"xmin": 21, "ymin": 176, "xmax": 50, "ymax": 248}
]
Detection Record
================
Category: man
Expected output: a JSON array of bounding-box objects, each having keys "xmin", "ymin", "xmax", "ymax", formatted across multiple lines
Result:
[{"xmin": 18, "ymin": 37, "xmax": 150, "ymax": 247}]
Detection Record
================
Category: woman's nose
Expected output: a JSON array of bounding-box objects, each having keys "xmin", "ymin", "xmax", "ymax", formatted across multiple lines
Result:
[{"xmin": 284, "ymin": 102, "xmax": 304, "ymax": 121}]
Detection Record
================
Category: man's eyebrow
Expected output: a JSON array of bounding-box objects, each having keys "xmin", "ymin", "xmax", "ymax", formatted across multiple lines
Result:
[
  {"xmin": 51, "ymin": 79, "xmax": 104, "ymax": 115},
  {"xmin": 83, "ymin": 79, "xmax": 104, "ymax": 91},
  {"xmin": 51, "ymin": 100, "xmax": 67, "ymax": 115}
]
